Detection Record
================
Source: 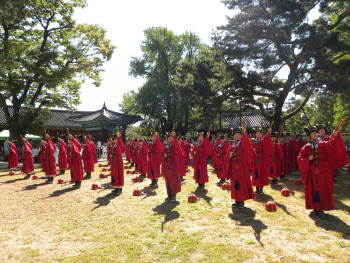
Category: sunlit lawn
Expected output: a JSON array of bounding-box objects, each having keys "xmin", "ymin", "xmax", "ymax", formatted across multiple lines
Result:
[{"xmin": 0, "ymin": 161, "xmax": 350, "ymax": 262}]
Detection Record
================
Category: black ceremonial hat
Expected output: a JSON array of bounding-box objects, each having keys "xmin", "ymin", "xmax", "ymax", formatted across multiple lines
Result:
[{"xmin": 303, "ymin": 126, "xmax": 318, "ymax": 136}]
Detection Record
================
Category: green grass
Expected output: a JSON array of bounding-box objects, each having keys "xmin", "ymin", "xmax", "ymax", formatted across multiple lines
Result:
[{"xmin": 0, "ymin": 162, "xmax": 350, "ymax": 262}]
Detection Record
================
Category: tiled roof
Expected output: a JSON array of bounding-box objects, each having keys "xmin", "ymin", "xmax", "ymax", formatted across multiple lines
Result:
[
  {"xmin": 0, "ymin": 104, "xmax": 142, "ymax": 128},
  {"xmin": 67, "ymin": 106, "xmax": 142, "ymax": 125},
  {"xmin": 195, "ymin": 113, "xmax": 269, "ymax": 131}
]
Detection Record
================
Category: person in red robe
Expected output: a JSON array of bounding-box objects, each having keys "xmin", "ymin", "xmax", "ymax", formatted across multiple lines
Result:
[
  {"xmin": 298, "ymin": 122, "xmax": 349, "ymax": 215},
  {"xmin": 125, "ymin": 138, "xmax": 132, "ymax": 164},
  {"xmin": 44, "ymin": 133, "xmax": 57, "ymax": 183},
  {"xmin": 181, "ymin": 137, "xmax": 191, "ymax": 169},
  {"xmin": 57, "ymin": 135, "xmax": 68, "ymax": 174},
  {"xmin": 138, "ymin": 137, "xmax": 148, "ymax": 177},
  {"xmin": 251, "ymin": 127, "xmax": 273, "ymax": 194},
  {"xmin": 177, "ymin": 136, "xmax": 186, "ymax": 179},
  {"xmin": 160, "ymin": 131, "xmax": 184, "ymax": 202},
  {"xmin": 192, "ymin": 129, "xmax": 212, "ymax": 190},
  {"xmin": 290, "ymin": 135, "xmax": 300, "ymax": 171},
  {"xmin": 147, "ymin": 131, "xmax": 163, "ymax": 187},
  {"xmin": 216, "ymin": 135, "xmax": 229, "ymax": 182},
  {"xmin": 226, "ymin": 122, "xmax": 256, "ymax": 209},
  {"xmin": 268, "ymin": 132, "xmax": 284, "ymax": 185},
  {"xmin": 7, "ymin": 138, "xmax": 18, "ymax": 171},
  {"xmin": 39, "ymin": 138, "xmax": 47, "ymax": 172},
  {"xmin": 211, "ymin": 136, "xmax": 219, "ymax": 170},
  {"xmin": 79, "ymin": 134, "xmax": 94, "ymax": 179},
  {"xmin": 20, "ymin": 137, "xmax": 34, "ymax": 179},
  {"xmin": 315, "ymin": 124, "xmax": 339, "ymax": 188},
  {"xmin": 133, "ymin": 139, "xmax": 141, "ymax": 174},
  {"xmin": 277, "ymin": 134, "xmax": 286, "ymax": 177},
  {"xmin": 109, "ymin": 130, "xmax": 126, "ymax": 195},
  {"xmin": 67, "ymin": 129, "xmax": 84, "ymax": 188},
  {"xmin": 87, "ymin": 135, "xmax": 98, "ymax": 164}
]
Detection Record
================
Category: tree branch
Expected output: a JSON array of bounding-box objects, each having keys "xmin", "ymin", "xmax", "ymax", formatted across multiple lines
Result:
[
  {"xmin": 30, "ymin": 83, "xmax": 45, "ymax": 107},
  {"xmin": 282, "ymin": 89, "xmax": 314, "ymax": 121},
  {"xmin": 332, "ymin": 51, "xmax": 350, "ymax": 62},
  {"xmin": 327, "ymin": 7, "xmax": 350, "ymax": 31}
]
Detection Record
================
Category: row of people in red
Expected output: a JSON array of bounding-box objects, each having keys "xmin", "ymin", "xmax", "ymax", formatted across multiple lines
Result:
[{"xmin": 7, "ymin": 130, "xmax": 98, "ymax": 187}]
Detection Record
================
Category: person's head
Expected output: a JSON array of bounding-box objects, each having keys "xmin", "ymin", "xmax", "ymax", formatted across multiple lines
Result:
[
  {"xmin": 166, "ymin": 133, "xmax": 173, "ymax": 143},
  {"xmin": 270, "ymin": 132, "xmax": 278, "ymax": 142},
  {"xmin": 254, "ymin": 128, "xmax": 262, "ymax": 138},
  {"xmin": 315, "ymin": 124, "xmax": 326, "ymax": 136},
  {"xmin": 178, "ymin": 136, "xmax": 182, "ymax": 143},
  {"xmin": 219, "ymin": 135, "xmax": 225, "ymax": 144},
  {"xmin": 113, "ymin": 134, "xmax": 118, "ymax": 143},
  {"xmin": 152, "ymin": 134, "xmax": 156, "ymax": 141},
  {"xmin": 78, "ymin": 134, "xmax": 85, "ymax": 143},
  {"xmin": 304, "ymin": 126, "xmax": 318, "ymax": 141},
  {"xmin": 231, "ymin": 128, "xmax": 242, "ymax": 141},
  {"xmin": 197, "ymin": 132, "xmax": 204, "ymax": 142},
  {"xmin": 285, "ymin": 132, "xmax": 290, "ymax": 140}
]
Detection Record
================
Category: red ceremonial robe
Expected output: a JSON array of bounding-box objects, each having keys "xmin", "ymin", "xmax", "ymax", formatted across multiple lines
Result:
[
  {"xmin": 39, "ymin": 143, "xmax": 47, "ymax": 170},
  {"xmin": 134, "ymin": 144, "xmax": 141, "ymax": 172},
  {"xmin": 8, "ymin": 143, "xmax": 18, "ymax": 169},
  {"xmin": 70, "ymin": 138, "xmax": 84, "ymax": 182},
  {"xmin": 226, "ymin": 133, "xmax": 256, "ymax": 202},
  {"xmin": 216, "ymin": 141, "xmax": 229, "ymax": 180},
  {"xmin": 211, "ymin": 141, "xmax": 219, "ymax": 169},
  {"xmin": 58, "ymin": 141, "xmax": 68, "ymax": 170},
  {"xmin": 251, "ymin": 133, "xmax": 274, "ymax": 187},
  {"xmin": 289, "ymin": 138, "xmax": 300, "ymax": 170},
  {"xmin": 110, "ymin": 137, "xmax": 126, "ymax": 187},
  {"xmin": 21, "ymin": 141, "xmax": 34, "ymax": 174},
  {"xmin": 192, "ymin": 137, "xmax": 212, "ymax": 184},
  {"xmin": 297, "ymin": 135, "xmax": 348, "ymax": 211},
  {"xmin": 90, "ymin": 141, "xmax": 98, "ymax": 164},
  {"xmin": 160, "ymin": 137, "xmax": 184, "ymax": 195},
  {"xmin": 66, "ymin": 143, "xmax": 73, "ymax": 169},
  {"xmin": 82, "ymin": 139, "xmax": 94, "ymax": 173},
  {"xmin": 45, "ymin": 137, "xmax": 57, "ymax": 176},
  {"xmin": 147, "ymin": 136, "xmax": 163, "ymax": 179},
  {"xmin": 268, "ymin": 142, "xmax": 284, "ymax": 179},
  {"xmin": 181, "ymin": 141, "xmax": 191, "ymax": 167},
  {"xmin": 138, "ymin": 141, "xmax": 148, "ymax": 174}
]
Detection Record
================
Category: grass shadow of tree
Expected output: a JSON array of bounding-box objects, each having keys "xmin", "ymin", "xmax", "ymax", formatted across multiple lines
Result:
[
  {"xmin": 194, "ymin": 188, "xmax": 213, "ymax": 207},
  {"xmin": 45, "ymin": 186, "xmax": 80, "ymax": 199},
  {"xmin": 92, "ymin": 191, "xmax": 120, "ymax": 211},
  {"xmin": 309, "ymin": 213, "xmax": 350, "ymax": 240},
  {"xmin": 141, "ymin": 186, "xmax": 157, "ymax": 200},
  {"xmin": 152, "ymin": 201, "xmax": 180, "ymax": 232},
  {"xmin": 228, "ymin": 208, "xmax": 268, "ymax": 246}
]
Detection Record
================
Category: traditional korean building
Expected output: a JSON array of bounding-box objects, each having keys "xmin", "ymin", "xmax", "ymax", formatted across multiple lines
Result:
[{"xmin": 0, "ymin": 103, "xmax": 142, "ymax": 143}]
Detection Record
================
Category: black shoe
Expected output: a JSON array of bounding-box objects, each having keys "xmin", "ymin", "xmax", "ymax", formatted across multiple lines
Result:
[
  {"xmin": 24, "ymin": 174, "xmax": 31, "ymax": 179},
  {"xmin": 165, "ymin": 196, "xmax": 171, "ymax": 202},
  {"xmin": 232, "ymin": 203, "xmax": 238, "ymax": 208},
  {"xmin": 259, "ymin": 187, "xmax": 264, "ymax": 195},
  {"xmin": 170, "ymin": 195, "xmax": 176, "ymax": 202},
  {"xmin": 73, "ymin": 181, "xmax": 81, "ymax": 188},
  {"xmin": 238, "ymin": 202, "xmax": 245, "ymax": 209},
  {"xmin": 220, "ymin": 179, "xmax": 226, "ymax": 182},
  {"xmin": 255, "ymin": 187, "xmax": 259, "ymax": 194},
  {"xmin": 112, "ymin": 189, "xmax": 119, "ymax": 194},
  {"xmin": 153, "ymin": 179, "xmax": 158, "ymax": 188},
  {"xmin": 85, "ymin": 172, "xmax": 91, "ymax": 179},
  {"xmin": 45, "ymin": 177, "xmax": 54, "ymax": 184},
  {"xmin": 309, "ymin": 209, "xmax": 318, "ymax": 215},
  {"xmin": 118, "ymin": 188, "xmax": 123, "ymax": 194},
  {"xmin": 318, "ymin": 211, "xmax": 325, "ymax": 216}
]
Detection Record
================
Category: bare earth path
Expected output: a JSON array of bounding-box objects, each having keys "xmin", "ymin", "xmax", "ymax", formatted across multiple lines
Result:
[{"xmin": 0, "ymin": 161, "xmax": 349, "ymax": 262}]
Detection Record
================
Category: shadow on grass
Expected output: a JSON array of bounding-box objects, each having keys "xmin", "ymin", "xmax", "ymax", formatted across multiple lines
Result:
[
  {"xmin": 309, "ymin": 213, "xmax": 350, "ymax": 239},
  {"xmin": 152, "ymin": 201, "xmax": 180, "ymax": 232},
  {"xmin": 45, "ymin": 186, "xmax": 80, "ymax": 199},
  {"xmin": 92, "ymin": 191, "xmax": 120, "ymax": 211},
  {"xmin": 141, "ymin": 186, "xmax": 157, "ymax": 200},
  {"xmin": 1, "ymin": 176, "xmax": 29, "ymax": 184},
  {"xmin": 194, "ymin": 188, "xmax": 213, "ymax": 207},
  {"xmin": 18, "ymin": 181, "xmax": 48, "ymax": 191},
  {"xmin": 228, "ymin": 208, "xmax": 268, "ymax": 246}
]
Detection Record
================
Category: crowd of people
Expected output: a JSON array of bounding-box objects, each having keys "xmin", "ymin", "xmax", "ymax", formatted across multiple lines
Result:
[{"xmin": 4, "ymin": 117, "xmax": 349, "ymax": 215}]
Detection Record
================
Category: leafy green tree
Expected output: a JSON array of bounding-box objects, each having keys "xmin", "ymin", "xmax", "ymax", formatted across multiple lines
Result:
[
  {"xmin": 122, "ymin": 27, "xmax": 204, "ymax": 134},
  {"xmin": 0, "ymin": 0, "xmax": 115, "ymax": 139},
  {"xmin": 209, "ymin": 0, "xmax": 350, "ymax": 130}
]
